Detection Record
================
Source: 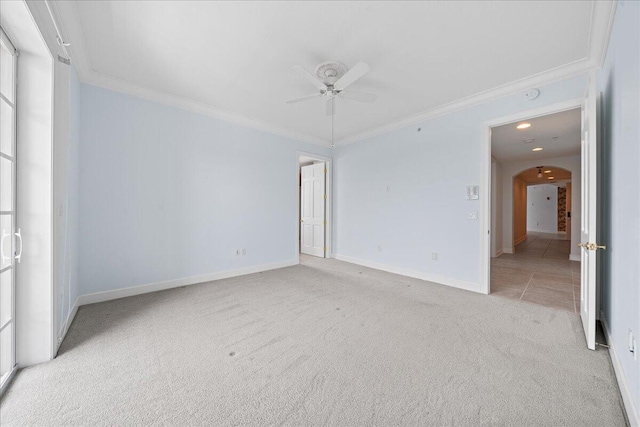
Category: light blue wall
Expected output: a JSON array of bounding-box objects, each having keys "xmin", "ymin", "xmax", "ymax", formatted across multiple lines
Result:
[
  {"xmin": 598, "ymin": 0, "xmax": 640, "ymax": 414},
  {"xmin": 78, "ymin": 85, "xmax": 330, "ymax": 295},
  {"xmin": 333, "ymin": 75, "xmax": 586, "ymax": 290}
]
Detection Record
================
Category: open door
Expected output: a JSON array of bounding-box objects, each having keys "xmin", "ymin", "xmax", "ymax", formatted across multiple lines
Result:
[
  {"xmin": 579, "ymin": 70, "xmax": 603, "ymax": 350},
  {"xmin": 300, "ymin": 162, "xmax": 326, "ymax": 257}
]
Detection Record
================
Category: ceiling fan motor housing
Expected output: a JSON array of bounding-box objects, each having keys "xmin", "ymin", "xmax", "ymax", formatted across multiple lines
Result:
[{"xmin": 315, "ymin": 61, "xmax": 348, "ymax": 86}]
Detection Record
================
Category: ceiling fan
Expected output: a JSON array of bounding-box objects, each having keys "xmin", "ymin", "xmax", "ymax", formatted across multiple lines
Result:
[{"xmin": 286, "ymin": 61, "xmax": 377, "ymax": 116}]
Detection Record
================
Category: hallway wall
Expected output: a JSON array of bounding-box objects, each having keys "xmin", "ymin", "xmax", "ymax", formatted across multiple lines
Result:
[
  {"xmin": 527, "ymin": 184, "xmax": 558, "ymax": 233},
  {"xmin": 513, "ymin": 176, "xmax": 528, "ymax": 245}
]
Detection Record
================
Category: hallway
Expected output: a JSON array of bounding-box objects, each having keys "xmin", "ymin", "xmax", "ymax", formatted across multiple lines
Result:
[{"xmin": 490, "ymin": 232, "xmax": 580, "ymax": 313}]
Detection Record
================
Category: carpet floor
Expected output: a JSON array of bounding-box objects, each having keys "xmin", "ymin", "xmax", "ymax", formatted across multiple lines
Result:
[{"xmin": 0, "ymin": 256, "xmax": 628, "ymax": 426}]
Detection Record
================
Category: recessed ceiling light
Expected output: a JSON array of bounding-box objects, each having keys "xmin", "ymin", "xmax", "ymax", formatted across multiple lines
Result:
[
  {"xmin": 548, "ymin": 176, "xmax": 555, "ymax": 180},
  {"xmin": 532, "ymin": 147, "xmax": 543, "ymax": 152},
  {"xmin": 544, "ymin": 170, "xmax": 552, "ymax": 173},
  {"xmin": 517, "ymin": 123, "xmax": 531, "ymax": 130}
]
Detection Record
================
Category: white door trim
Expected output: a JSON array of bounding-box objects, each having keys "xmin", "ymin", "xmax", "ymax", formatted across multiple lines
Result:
[
  {"xmin": 296, "ymin": 151, "xmax": 333, "ymax": 263},
  {"xmin": 480, "ymin": 97, "xmax": 583, "ymax": 295}
]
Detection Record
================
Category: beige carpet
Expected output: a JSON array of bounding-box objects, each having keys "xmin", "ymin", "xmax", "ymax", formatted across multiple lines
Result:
[{"xmin": 0, "ymin": 256, "xmax": 627, "ymax": 426}]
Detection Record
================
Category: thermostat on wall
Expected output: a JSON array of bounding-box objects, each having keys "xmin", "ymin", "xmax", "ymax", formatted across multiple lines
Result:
[{"xmin": 466, "ymin": 186, "xmax": 479, "ymax": 200}]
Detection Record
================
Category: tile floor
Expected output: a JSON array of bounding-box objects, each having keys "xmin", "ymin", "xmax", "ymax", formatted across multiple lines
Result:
[{"xmin": 490, "ymin": 232, "xmax": 581, "ymax": 314}]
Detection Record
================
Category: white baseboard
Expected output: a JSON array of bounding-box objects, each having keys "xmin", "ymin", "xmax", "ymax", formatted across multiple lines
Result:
[
  {"xmin": 334, "ymin": 254, "xmax": 480, "ymax": 293},
  {"xmin": 77, "ymin": 259, "xmax": 298, "ymax": 306},
  {"xmin": 492, "ymin": 250, "xmax": 504, "ymax": 258},
  {"xmin": 601, "ymin": 312, "xmax": 640, "ymax": 427},
  {"xmin": 569, "ymin": 254, "xmax": 581, "ymax": 262},
  {"xmin": 56, "ymin": 297, "xmax": 79, "ymax": 355},
  {"xmin": 503, "ymin": 247, "xmax": 515, "ymax": 254},
  {"xmin": 527, "ymin": 228, "xmax": 559, "ymax": 234}
]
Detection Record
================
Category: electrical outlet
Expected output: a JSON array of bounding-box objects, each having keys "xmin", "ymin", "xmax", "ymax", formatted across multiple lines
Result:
[{"xmin": 432, "ymin": 252, "xmax": 438, "ymax": 261}]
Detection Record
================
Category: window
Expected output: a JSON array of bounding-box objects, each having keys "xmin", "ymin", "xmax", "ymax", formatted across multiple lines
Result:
[{"xmin": 0, "ymin": 26, "xmax": 18, "ymax": 392}]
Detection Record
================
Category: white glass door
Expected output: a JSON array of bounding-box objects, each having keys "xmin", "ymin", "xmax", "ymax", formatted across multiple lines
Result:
[{"xmin": 0, "ymin": 27, "xmax": 18, "ymax": 391}]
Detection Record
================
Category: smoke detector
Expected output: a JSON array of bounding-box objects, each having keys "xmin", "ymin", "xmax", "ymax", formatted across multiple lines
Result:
[{"xmin": 525, "ymin": 88, "xmax": 540, "ymax": 101}]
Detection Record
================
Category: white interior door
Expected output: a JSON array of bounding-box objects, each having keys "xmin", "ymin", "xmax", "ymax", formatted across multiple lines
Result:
[
  {"xmin": 300, "ymin": 163, "xmax": 325, "ymax": 257},
  {"xmin": 579, "ymin": 70, "xmax": 601, "ymax": 350},
  {"xmin": 0, "ymin": 28, "xmax": 18, "ymax": 391}
]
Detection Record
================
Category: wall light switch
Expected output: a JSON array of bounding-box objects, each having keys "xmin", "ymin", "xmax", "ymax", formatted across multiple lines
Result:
[
  {"xmin": 468, "ymin": 211, "xmax": 478, "ymax": 220},
  {"xmin": 466, "ymin": 186, "xmax": 479, "ymax": 200},
  {"xmin": 431, "ymin": 252, "xmax": 438, "ymax": 261}
]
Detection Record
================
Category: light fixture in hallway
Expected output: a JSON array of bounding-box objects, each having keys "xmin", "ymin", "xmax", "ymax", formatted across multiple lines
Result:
[
  {"xmin": 532, "ymin": 147, "xmax": 543, "ymax": 152},
  {"xmin": 516, "ymin": 122, "xmax": 531, "ymax": 129}
]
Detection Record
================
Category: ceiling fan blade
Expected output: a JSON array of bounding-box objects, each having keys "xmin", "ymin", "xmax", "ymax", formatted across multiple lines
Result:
[
  {"xmin": 333, "ymin": 62, "xmax": 370, "ymax": 90},
  {"xmin": 340, "ymin": 91, "xmax": 377, "ymax": 102},
  {"xmin": 286, "ymin": 94, "xmax": 321, "ymax": 104},
  {"xmin": 326, "ymin": 98, "xmax": 335, "ymax": 116},
  {"xmin": 293, "ymin": 65, "xmax": 327, "ymax": 90}
]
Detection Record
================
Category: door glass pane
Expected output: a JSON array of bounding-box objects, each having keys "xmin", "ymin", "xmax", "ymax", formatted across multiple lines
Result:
[
  {"xmin": 0, "ymin": 157, "xmax": 13, "ymax": 212},
  {"xmin": 0, "ymin": 326, "xmax": 11, "ymax": 377},
  {"xmin": 0, "ymin": 27, "xmax": 14, "ymax": 387},
  {"xmin": 0, "ymin": 38, "xmax": 14, "ymax": 103},
  {"xmin": 0, "ymin": 97, "xmax": 13, "ymax": 157},
  {"xmin": 0, "ymin": 214, "xmax": 12, "ymax": 270},
  {"xmin": 0, "ymin": 269, "xmax": 12, "ymax": 327}
]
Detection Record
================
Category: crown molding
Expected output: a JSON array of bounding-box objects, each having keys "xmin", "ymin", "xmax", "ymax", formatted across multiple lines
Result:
[
  {"xmin": 335, "ymin": 58, "xmax": 595, "ymax": 146},
  {"xmin": 81, "ymin": 68, "xmax": 329, "ymax": 146},
  {"xmin": 52, "ymin": 0, "xmax": 617, "ymax": 148},
  {"xmin": 587, "ymin": 0, "xmax": 618, "ymax": 69}
]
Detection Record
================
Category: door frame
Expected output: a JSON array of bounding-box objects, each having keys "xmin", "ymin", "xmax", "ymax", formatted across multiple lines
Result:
[
  {"xmin": 295, "ymin": 151, "xmax": 333, "ymax": 263},
  {"xmin": 480, "ymin": 98, "xmax": 582, "ymax": 295}
]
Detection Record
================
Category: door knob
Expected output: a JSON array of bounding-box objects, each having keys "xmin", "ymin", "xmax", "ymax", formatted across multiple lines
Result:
[{"xmin": 578, "ymin": 242, "xmax": 606, "ymax": 251}]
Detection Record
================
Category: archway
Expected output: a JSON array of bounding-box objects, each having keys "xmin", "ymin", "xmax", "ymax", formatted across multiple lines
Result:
[{"xmin": 512, "ymin": 166, "xmax": 572, "ymax": 250}]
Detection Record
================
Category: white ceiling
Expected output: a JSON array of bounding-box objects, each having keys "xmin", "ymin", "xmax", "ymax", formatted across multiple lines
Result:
[
  {"xmin": 491, "ymin": 108, "xmax": 581, "ymax": 162},
  {"xmin": 53, "ymin": 1, "xmax": 615, "ymax": 146}
]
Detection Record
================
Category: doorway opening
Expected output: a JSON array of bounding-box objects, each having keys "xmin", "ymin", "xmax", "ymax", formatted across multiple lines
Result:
[
  {"xmin": 297, "ymin": 152, "xmax": 332, "ymax": 262},
  {"xmin": 486, "ymin": 106, "xmax": 583, "ymax": 314}
]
